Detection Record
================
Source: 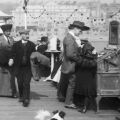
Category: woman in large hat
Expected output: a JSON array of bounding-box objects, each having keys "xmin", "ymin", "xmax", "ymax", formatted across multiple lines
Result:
[{"xmin": 0, "ymin": 24, "xmax": 17, "ymax": 97}]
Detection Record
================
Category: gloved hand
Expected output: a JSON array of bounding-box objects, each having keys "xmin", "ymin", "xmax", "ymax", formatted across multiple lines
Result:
[{"xmin": 8, "ymin": 59, "xmax": 14, "ymax": 66}]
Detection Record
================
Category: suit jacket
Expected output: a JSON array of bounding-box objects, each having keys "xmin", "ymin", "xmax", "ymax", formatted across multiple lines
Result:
[
  {"xmin": 61, "ymin": 33, "xmax": 82, "ymax": 74},
  {"xmin": 30, "ymin": 51, "xmax": 50, "ymax": 67},
  {"xmin": 0, "ymin": 35, "xmax": 14, "ymax": 65},
  {"xmin": 0, "ymin": 35, "xmax": 14, "ymax": 48},
  {"xmin": 11, "ymin": 40, "xmax": 35, "ymax": 70}
]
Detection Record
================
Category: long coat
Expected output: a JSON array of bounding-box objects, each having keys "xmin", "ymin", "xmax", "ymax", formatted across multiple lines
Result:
[
  {"xmin": 75, "ymin": 43, "xmax": 97, "ymax": 97},
  {"xmin": 61, "ymin": 33, "xmax": 82, "ymax": 74},
  {"xmin": 0, "ymin": 35, "xmax": 14, "ymax": 65},
  {"xmin": 0, "ymin": 35, "xmax": 14, "ymax": 96},
  {"xmin": 11, "ymin": 40, "xmax": 35, "ymax": 75}
]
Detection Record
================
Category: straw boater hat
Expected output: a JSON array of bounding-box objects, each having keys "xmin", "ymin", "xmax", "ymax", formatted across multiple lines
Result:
[
  {"xmin": 69, "ymin": 21, "xmax": 90, "ymax": 31},
  {"xmin": 1, "ymin": 24, "xmax": 12, "ymax": 32},
  {"xmin": 19, "ymin": 29, "xmax": 30, "ymax": 35}
]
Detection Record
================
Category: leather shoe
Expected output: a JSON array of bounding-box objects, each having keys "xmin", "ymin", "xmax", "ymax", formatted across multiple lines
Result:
[
  {"xmin": 23, "ymin": 99, "xmax": 30, "ymax": 107},
  {"xmin": 78, "ymin": 106, "xmax": 87, "ymax": 113},
  {"xmin": 64, "ymin": 104, "xmax": 77, "ymax": 109},
  {"xmin": 115, "ymin": 117, "xmax": 120, "ymax": 120},
  {"xmin": 12, "ymin": 94, "xmax": 18, "ymax": 98}
]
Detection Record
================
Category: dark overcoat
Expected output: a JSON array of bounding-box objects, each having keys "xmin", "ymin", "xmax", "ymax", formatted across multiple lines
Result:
[
  {"xmin": 0, "ymin": 35, "xmax": 14, "ymax": 65},
  {"xmin": 75, "ymin": 43, "xmax": 97, "ymax": 96},
  {"xmin": 11, "ymin": 40, "xmax": 35, "ymax": 75}
]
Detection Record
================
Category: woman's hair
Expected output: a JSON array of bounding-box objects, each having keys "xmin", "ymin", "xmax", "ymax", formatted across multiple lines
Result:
[{"xmin": 82, "ymin": 42, "xmax": 94, "ymax": 53}]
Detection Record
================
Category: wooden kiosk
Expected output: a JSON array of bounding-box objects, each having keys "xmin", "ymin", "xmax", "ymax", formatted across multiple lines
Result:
[{"xmin": 97, "ymin": 20, "xmax": 120, "ymax": 111}]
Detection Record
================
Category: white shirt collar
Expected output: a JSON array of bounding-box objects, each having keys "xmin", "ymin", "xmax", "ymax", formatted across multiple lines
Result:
[
  {"xmin": 3, "ymin": 35, "xmax": 8, "ymax": 41},
  {"xmin": 69, "ymin": 31, "xmax": 75, "ymax": 38},
  {"xmin": 69, "ymin": 31, "xmax": 81, "ymax": 47},
  {"xmin": 69, "ymin": 31, "xmax": 80, "ymax": 40},
  {"xmin": 22, "ymin": 40, "xmax": 28, "ymax": 44}
]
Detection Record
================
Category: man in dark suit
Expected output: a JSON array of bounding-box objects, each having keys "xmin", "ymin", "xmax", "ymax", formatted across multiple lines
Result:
[
  {"xmin": 0, "ymin": 24, "xmax": 17, "ymax": 98},
  {"xmin": 36, "ymin": 36, "xmax": 48, "ymax": 54},
  {"xmin": 60, "ymin": 21, "xmax": 90, "ymax": 108},
  {"xmin": 9, "ymin": 29, "xmax": 35, "ymax": 107}
]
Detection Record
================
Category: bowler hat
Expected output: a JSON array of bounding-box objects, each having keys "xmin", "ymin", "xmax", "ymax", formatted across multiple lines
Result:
[
  {"xmin": 69, "ymin": 21, "xmax": 90, "ymax": 31},
  {"xmin": 19, "ymin": 29, "xmax": 30, "ymax": 35},
  {"xmin": 1, "ymin": 24, "xmax": 12, "ymax": 32},
  {"xmin": 40, "ymin": 36, "xmax": 48, "ymax": 42}
]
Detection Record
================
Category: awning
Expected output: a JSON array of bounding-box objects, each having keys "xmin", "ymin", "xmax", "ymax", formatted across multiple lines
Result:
[{"xmin": 0, "ymin": 11, "xmax": 12, "ymax": 19}]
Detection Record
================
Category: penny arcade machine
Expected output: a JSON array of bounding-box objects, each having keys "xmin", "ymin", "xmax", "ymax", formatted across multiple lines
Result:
[{"xmin": 97, "ymin": 20, "xmax": 120, "ymax": 111}]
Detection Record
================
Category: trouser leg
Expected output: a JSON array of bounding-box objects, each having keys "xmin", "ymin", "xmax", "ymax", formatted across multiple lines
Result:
[
  {"xmin": 57, "ymin": 73, "xmax": 69, "ymax": 100},
  {"xmin": 65, "ymin": 74, "xmax": 76, "ymax": 105},
  {"xmin": 16, "ymin": 71, "xmax": 24, "ymax": 98},
  {"xmin": 9, "ymin": 68, "xmax": 17, "ymax": 95},
  {"xmin": 22, "ymin": 69, "xmax": 31, "ymax": 100}
]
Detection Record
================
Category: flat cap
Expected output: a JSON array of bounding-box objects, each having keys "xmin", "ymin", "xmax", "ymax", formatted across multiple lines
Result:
[{"xmin": 19, "ymin": 29, "xmax": 30, "ymax": 34}]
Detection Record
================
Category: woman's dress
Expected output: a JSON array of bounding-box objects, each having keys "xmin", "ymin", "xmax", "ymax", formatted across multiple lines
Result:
[
  {"xmin": 75, "ymin": 42, "xmax": 97, "ymax": 97},
  {"xmin": 75, "ymin": 66, "xmax": 97, "ymax": 97}
]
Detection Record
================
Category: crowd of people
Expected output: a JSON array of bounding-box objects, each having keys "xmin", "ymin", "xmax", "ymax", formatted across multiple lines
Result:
[
  {"xmin": 0, "ymin": 21, "xmax": 98, "ymax": 110},
  {"xmin": 55, "ymin": 21, "xmax": 98, "ymax": 113},
  {"xmin": 0, "ymin": 24, "xmax": 51, "ymax": 107},
  {"xmin": 0, "ymin": 20, "xmax": 119, "ymax": 119}
]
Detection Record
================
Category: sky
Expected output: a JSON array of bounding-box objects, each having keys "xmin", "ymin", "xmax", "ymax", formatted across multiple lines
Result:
[{"xmin": 0, "ymin": 0, "xmax": 120, "ymax": 4}]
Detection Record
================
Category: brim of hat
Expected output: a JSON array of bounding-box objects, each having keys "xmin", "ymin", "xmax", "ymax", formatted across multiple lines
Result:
[
  {"xmin": 69, "ymin": 24, "xmax": 90, "ymax": 31},
  {"xmin": 82, "ymin": 26, "xmax": 90, "ymax": 31}
]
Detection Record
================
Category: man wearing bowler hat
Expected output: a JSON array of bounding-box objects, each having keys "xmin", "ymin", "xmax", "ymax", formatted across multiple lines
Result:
[
  {"xmin": 0, "ymin": 24, "xmax": 17, "ymax": 98},
  {"xmin": 9, "ymin": 29, "xmax": 35, "ymax": 107},
  {"xmin": 60, "ymin": 21, "xmax": 90, "ymax": 109}
]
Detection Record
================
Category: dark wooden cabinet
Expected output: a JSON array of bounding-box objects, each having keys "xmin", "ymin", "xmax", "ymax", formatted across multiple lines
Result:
[
  {"xmin": 97, "ymin": 72, "xmax": 120, "ymax": 96},
  {"xmin": 97, "ymin": 48, "xmax": 120, "ymax": 111}
]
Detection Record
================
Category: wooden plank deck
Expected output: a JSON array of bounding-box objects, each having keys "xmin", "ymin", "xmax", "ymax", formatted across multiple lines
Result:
[{"xmin": 0, "ymin": 78, "xmax": 119, "ymax": 120}]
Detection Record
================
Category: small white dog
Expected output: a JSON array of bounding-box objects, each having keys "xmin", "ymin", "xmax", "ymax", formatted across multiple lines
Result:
[
  {"xmin": 35, "ymin": 110, "xmax": 66, "ymax": 120},
  {"xmin": 35, "ymin": 110, "xmax": 51, "ymax": 120}
]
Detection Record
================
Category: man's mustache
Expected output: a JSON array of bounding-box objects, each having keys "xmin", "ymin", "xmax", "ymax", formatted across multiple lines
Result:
[{"xmin": 26, "ymin": 37, "xmax": 29, "ymax": 39}]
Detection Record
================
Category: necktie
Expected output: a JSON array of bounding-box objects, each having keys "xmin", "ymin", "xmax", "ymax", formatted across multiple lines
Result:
[{"xmin": 7, "ymin": 37, "xmax": 10, "ymax": 44}]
